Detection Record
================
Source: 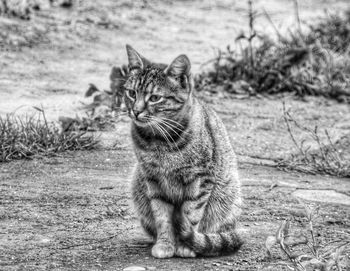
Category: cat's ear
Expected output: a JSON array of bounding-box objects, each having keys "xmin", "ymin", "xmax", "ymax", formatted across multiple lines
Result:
[
  {"xmin": 164, "ymin": 54, "xmax": 191, "ymax": 78},
  {"xmin": 165, "ymin": 55, "xmax": 192, "ymax": 92},
  {"xmin": 126, "ymin": 44, "xmax": 148, "ymax": 70}
]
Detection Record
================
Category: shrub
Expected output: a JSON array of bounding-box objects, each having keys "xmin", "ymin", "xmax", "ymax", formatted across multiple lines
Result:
[{"xmin": 195, "ymin": 3, "xmax": 350, "ymax": 103}]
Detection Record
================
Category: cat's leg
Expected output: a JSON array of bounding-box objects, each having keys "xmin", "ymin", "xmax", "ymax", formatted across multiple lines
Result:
[
  {"xmin": 174, "ymin": 179, "xmax": 213, "ymax": 258},
  {"xmin": 175, "ymin": 198, "xmax": 208, "ymax": 258},
  {"xmin": 132, "ymin": 169, "xmax": 157, "ymax": 239},
  {"xmin": 145, "ymin": 178, "xmax": 176, "ymax": 258},
  {"xmin": 133, "ymin": 170, "xmax": 175, "ymax": 258},
  {"xmin": 149, "ymin": 197, "xmax": 176, "ymax": 258}
]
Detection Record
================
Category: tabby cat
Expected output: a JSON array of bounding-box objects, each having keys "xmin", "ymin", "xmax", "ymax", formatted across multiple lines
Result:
[{"xmin": 124, "ymin": 45, "xmax": 243, "ymax": 258}]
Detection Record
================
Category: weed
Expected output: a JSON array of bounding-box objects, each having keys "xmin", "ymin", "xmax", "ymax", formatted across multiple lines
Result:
[
  {"xmin": 277, "ymin": 103, "xmax": 350, "ymax": 178},
  {"xmin": 265, "ymin": 202, "xmax": 350, "ymax": 270},
  {"xmin": 0, "ymin": 107, "xmax": 97, "ymax": 162}
]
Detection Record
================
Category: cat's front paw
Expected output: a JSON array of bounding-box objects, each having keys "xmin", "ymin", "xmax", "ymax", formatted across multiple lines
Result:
[
  {"xmin": 175, "ymin": 244, "xmax": 196, "ymax": 258},
  {"xmin": 151, "ymin": 242, "xmax": 175, "ymax": 258}
]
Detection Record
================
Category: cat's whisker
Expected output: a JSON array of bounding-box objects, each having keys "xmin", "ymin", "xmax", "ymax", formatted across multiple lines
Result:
[
  {"xmin": 151, "ymin": 117, "xmax": 184, "ymax": 155},
  {"xmin": 143, "ymin": 116, "xmax": 156, "ymax": 136},
  {"xmin": 159, "ymin": 119, "xmax": 184, "ymax": 133},
  {"xmin": 158, "ymin": 117, "xmax": 185, "ymax": 128},
  {"xmin": 157, "ymin": 126, "xmax": 173, "ymax": 147},
  {"xmin": 152, "ymin": 116, "xmax": 185, "ymax": 134},
  {"xmin": 157, "ymin": 119, "xmax": 184, "ymax": 140},
  {"xmin": 159, "ymin": 125, "xmax": 178, "ymax": 151},
  {"xmin": 151, "ymin": 120, "xmax": 172, "ymax": 146}
]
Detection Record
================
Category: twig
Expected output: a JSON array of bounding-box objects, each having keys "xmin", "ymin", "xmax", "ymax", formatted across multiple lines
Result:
[
  {"xmin": 293, "ymin": 0, "xmax": 302, "ymax": 36},
  {"xmin": 282, "ymin": 102, "xmax": 306, "ymax": 156},
  {"xmin": 248, "ymin": 0, "xmax": 255, "ymax": 70}
]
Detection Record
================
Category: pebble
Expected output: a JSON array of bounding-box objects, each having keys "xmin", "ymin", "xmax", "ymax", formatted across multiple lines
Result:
[{"xmin": 123, "ymin": 266, "xmax": 146, "ymax": 271}]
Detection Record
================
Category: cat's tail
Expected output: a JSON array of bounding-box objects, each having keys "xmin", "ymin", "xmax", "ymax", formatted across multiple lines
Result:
[{"xmin": 179, "ymin": 219, "xmax": 243, "ymax": 256}]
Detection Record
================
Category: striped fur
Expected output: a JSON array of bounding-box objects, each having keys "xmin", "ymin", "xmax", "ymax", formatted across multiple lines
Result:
[{"xmin": 124, "ymin": 45, "xmax": 243, "ymax": 258}]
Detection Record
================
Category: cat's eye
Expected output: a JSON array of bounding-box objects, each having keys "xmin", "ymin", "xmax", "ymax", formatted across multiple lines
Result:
[
  {"xmin": 127, "ymin": 89, "xmax": 136, "ymax": 99},
  {"xmin": 149, "ymin": 95, "xmax": 162, "ymax": 103}
]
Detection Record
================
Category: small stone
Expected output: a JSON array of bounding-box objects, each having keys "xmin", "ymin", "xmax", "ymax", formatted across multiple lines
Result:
[
  {"xmin": 212, "ymin": 262, "xmax": 221, "ymax": 266},
  {"xmin": 123, "ymin": 266, "xmax": 146, "ymax": 271},
  {"xmin": 40, "ymin": 237, "xmax": 51, "ymax": 243}
]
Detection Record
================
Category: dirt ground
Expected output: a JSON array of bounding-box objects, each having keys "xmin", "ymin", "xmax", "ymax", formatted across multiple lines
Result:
[
  {"xmin": 1, "ymin": 0, "xmax": 350, "ymax": 270},
  {"xmin": 1, "ymin": 96, "xmax": 350, "ymax": 271}
]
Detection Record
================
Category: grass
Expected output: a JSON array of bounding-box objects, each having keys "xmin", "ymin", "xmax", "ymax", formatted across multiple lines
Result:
[
  {"xmin": 195, "ymin": 3, "xmax": 350, "ymax": 103},
  {"xmin": 0, "ymin": 108, "xmax": 97, "ymax": 162}
]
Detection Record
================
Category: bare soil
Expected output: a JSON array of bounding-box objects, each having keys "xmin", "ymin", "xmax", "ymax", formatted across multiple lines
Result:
[
  {"xmin": 1, "ymin": 96, "xmax": 350, "ymax": 271},
  {"xmin": 1, "ymin": 148, "xmax": 350, "ymax": 271},
  {"xmin": 1, "ymin": 0, "xmax": 350, "ymax": 270}
]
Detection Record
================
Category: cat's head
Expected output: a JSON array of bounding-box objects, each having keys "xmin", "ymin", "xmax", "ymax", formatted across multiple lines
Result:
[{"xmin": 123, "ymin": 45, "xmax": 193, "ymax": 129}]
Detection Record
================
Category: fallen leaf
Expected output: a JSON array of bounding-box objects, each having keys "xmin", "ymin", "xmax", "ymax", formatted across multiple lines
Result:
[
  {"xmin": 276, "ymin": 220, "xmax": 290, "ymax": 242},
  {"xmin": 284, "ymin": 235, "xmax": 308, "ymax": 247}
]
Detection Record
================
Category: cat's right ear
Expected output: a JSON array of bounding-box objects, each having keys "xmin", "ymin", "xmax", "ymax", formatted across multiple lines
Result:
[{"xmin": 126, "ymin": 44, "xmax": 147, "ymax": 70}]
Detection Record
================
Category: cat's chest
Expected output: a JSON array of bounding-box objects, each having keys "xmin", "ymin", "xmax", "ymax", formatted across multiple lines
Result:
[
  {"xmin": 136, "ymin": 142, "xmax": 213, "ymax": 203},
  {"xmin": 138, "ymin": 145, "xmax": 209, "ymax": 174},
  {"xmin": 139, "ymin": 149, "xmax": 186, "ymax": 177}
]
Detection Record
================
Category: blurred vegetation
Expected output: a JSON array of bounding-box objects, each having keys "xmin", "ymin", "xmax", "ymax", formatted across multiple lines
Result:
[
  {"xmin": 0, "ymin": 107, "xmax": 97, "ymax": 162},
  {"xmin": 0, "ymin": 0, "xmax": 73, "ymax": 19},
  {"xmin": 195, "ymin": 3, "xmax": 350, "ymax": 103}
]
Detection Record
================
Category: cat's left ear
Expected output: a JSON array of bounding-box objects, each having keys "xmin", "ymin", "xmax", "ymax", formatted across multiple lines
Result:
[
  {"xmin": 165, "ymin": 55, "xmax": 192, "ymax": 91},
  {"xmin": 165, "ymin": 54, "xmax": 191, "ymax": 78}
]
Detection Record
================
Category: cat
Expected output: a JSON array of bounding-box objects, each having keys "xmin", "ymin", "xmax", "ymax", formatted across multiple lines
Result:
[{"xmin": 123, "ymin": 45, "xmax": 243, "ymax": 258}]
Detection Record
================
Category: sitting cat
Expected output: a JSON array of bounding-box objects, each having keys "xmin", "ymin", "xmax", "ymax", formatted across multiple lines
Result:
[{"xmin": 124, "ymin": 45, "xmax": 243, "ymax": 258}]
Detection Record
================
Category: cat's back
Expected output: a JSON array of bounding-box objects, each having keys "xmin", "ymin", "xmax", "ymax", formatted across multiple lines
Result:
[
  {"xmin": 199, "ymin": 100, "xmax": 236, "ymax": 155},
  {"xmin": 197, "ymin": 99, "xmax": 238, "ymax": 179}
]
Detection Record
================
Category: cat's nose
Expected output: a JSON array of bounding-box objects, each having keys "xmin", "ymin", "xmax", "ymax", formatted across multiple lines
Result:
[{"xmin": 133, "ymin": 110, "xmax": 142, "ymax": 118}]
